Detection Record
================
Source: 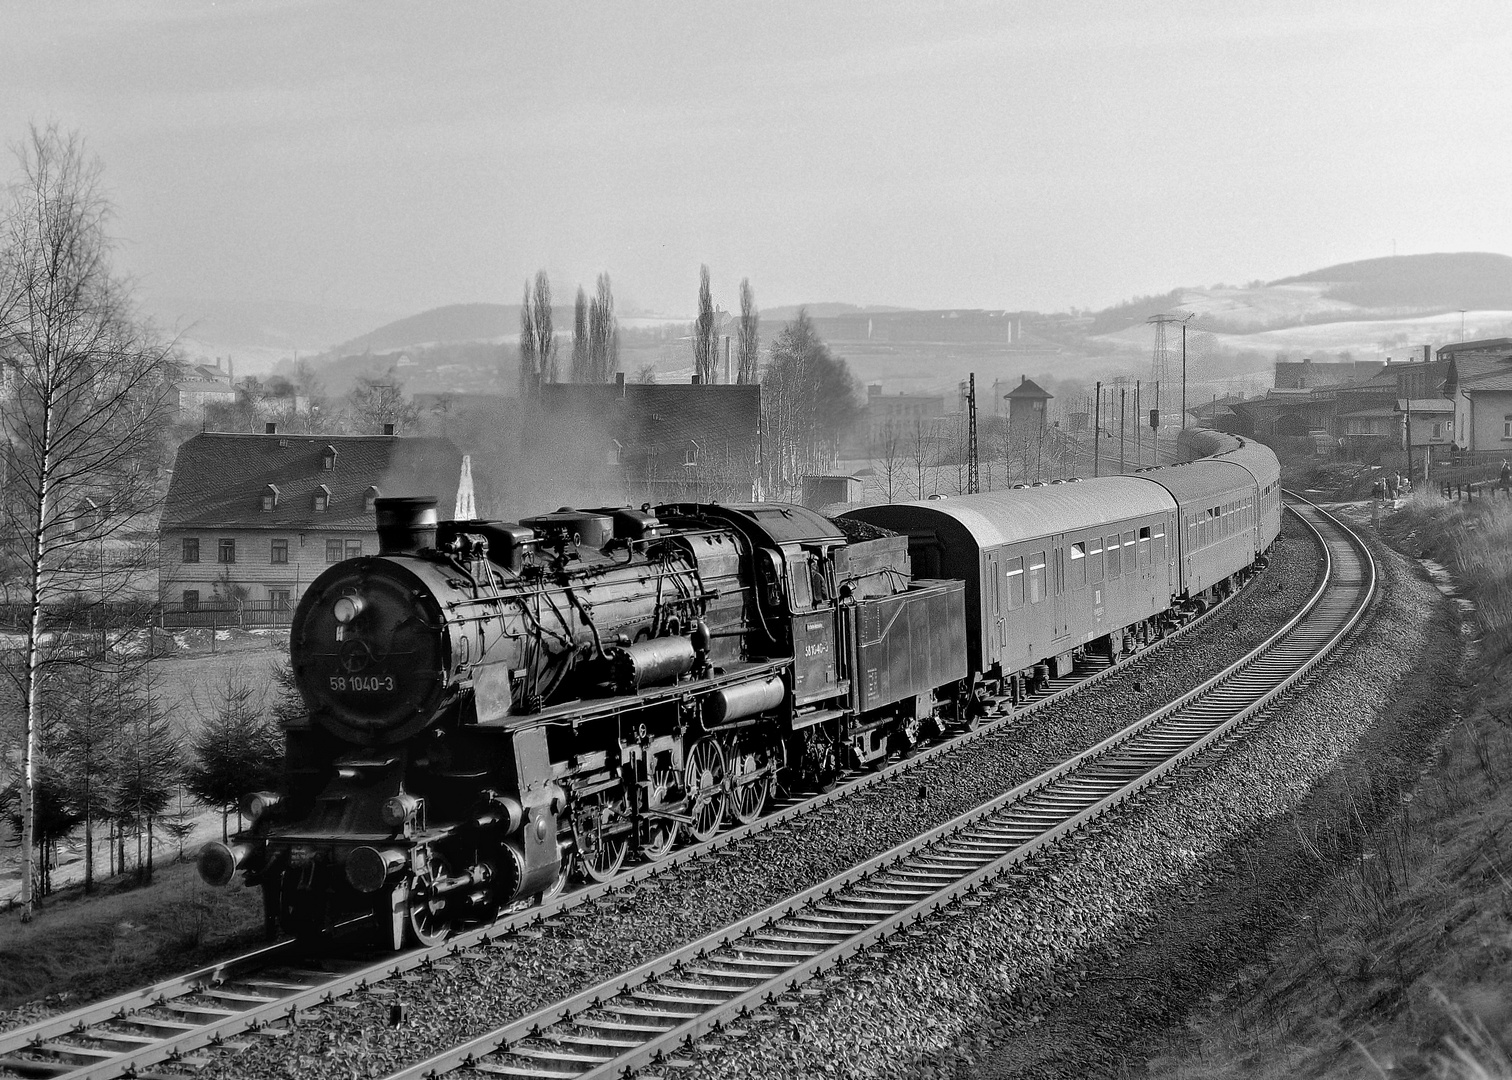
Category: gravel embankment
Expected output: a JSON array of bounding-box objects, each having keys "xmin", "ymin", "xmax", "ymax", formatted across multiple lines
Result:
[
  {"xmin": 662, "ymin": 523, "xmax": 1460, "ymax": 1079},
  {"xmin": 165, "ymin": 524, "xmax": 1320, "ymax": 1080}
]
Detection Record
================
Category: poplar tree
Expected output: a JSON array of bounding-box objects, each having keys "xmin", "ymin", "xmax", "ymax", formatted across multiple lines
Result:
[
  {"xmin": 589, "ymin": 272, "xmax": 618, "ymax": 382},
  {"xmin": 571, "ymin": 286, "xmax": 589, "ymax": 381},
  {"xmin": 737, "ymin": 278, "xmax": 759, "ymax": 385},
  {"xmin": 693, "ymin": 265, "xmax": 716, "ymax": 383}
]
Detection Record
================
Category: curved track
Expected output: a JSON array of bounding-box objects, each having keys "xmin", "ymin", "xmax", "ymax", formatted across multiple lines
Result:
[
  {"xmin": 0, "ymin": 506, "xmax": 1316, "ymax": 1080},
  {"xmin": 378, "ymin": 495, "xmax": 1373, "ymax": 1080}
]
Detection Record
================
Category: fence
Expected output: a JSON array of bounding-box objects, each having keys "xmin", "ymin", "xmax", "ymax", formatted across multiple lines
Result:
[{"xmin": 159, "ymin": 600, "xmax": 293, "ymax": 629}]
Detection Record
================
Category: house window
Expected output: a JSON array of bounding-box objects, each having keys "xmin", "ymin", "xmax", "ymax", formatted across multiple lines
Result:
[
  {"xmin": 268, "ymin": 589, "xmax": 292, "ymax": 613},
  {"xmin": 182, "ymin": 590, "xmax": 199, "ymax": 611},
  {"xmin": 271, "ymin": 539, "xmax": 288, "ymax": 564},
  {"xmin": 322, "ymin": 445, "xmax": 338, "ymax": 470},
  {"xmin": 364, "ymin": 485, "xmax": 380, "ymax": 512},
  {"xmin": 1503, "ymin": 414, "xmax": 1512, "ymax": 439},
  {"xmin": 217, "ymin": 538, "xmax": 236, "ymax": 564},
  {"xmin": 326, "ymin": 539, "xmax": 343, "ymax": 563},
  {"xmin": 1432, "ymin": 422, "xmax": 1443, "ymax": 440},
  {"xmin": 345, "ymin": 540, "xmax": 362, "ymax": 559},
  {"xmin": 182, "ymin": 537, "xmax": 200, "ymax": 563}
]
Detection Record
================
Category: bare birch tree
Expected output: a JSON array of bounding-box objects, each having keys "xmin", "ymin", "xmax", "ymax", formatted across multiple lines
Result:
[
  {"xmin": 0, "ymin": 125, "xmax": 175, "ymax": 921},
  {"xmin": 736, "ymin": 278, "xmax": 759, "ymax": 385}
]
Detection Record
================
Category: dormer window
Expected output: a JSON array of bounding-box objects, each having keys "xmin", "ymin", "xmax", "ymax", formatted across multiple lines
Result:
[
  {"xmin": 608, "ymin": 440, "xmax": 622, "ymax": 466},
  {"xmin": 261, "ymin": 484, "xmax": 280, "ymax": 512},
  {"xmin": 313, "ymin": 483, "xmax": 331, "ymax": 512},
  {"xmin": 321, "ymin": 445, "xmax": 338, "ymax": 471},
  {"xmin": 684, "ymin": 440, "xmax": 702, "ymax": 467},
  {"xmin": 364, "ymin": 485, "xmax": 380, "ymax": 512}
]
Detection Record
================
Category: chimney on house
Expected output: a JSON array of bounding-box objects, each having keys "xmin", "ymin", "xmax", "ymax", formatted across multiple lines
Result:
[
  {"xmin": 383, "ymin": 423, "xmax": 395, "ymax": 436},
  {"xmin": 691, "ymin": 374, "xmax": 702, "ymax": 386},
  {"xmin": 265, "ymin": 422, "xmax": 277, "ymax": 434}
]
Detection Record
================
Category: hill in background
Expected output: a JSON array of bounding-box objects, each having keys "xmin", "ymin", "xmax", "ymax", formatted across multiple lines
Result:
[{"xmin": 1270, "ymin": 252, "xmax": 1512, "ymax": 312}]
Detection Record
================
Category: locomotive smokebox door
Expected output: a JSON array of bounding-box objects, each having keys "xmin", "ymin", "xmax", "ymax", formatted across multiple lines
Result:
[{"xmin": 787, "ymin": 547, "xmax": 841, "ymax": 705}]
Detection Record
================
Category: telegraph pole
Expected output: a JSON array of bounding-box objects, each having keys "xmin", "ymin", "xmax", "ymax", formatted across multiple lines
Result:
[
  {"xmin": 967, "ymin": 373, "xmax": 980, "ymax": 494},
  {"xmin": 1119, "ymin": 386, "xmax": 1127, "ymax": 474},
  {"xmin": 1093, "ymin": 381, "xmax": 1102, "ymax": 478},
  {"xmin": 1135, "ymin": 380, "xmax": 1142, "ymax": 468}
]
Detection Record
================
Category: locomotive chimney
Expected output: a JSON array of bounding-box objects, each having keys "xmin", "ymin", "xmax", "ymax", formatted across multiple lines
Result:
[{"xmin": 374, "ymin": 496, "xmax": 438, "ymax": 554}]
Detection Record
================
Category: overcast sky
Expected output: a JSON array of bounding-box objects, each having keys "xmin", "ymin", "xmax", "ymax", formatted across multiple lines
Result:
[{"xmin": 4, "ymin": 1, "xmax": 1509, "ymax": 321}]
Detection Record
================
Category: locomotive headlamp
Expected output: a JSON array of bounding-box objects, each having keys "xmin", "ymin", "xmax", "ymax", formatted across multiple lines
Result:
[
  {"xmin": 381, "ymin": 793, "xmax": 420, "ymax": 829},
  {"xmin": 243, "ymin": 791, "xmax": 282, "ymax": 822},
  {"xmin": 333, "ymin": 595, "xmax": 365, "ymax": 624}
]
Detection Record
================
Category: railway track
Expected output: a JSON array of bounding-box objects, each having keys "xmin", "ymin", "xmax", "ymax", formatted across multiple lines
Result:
[
  {"xmin": 0, "ymin": 511, "xmax": 1309, "ymax": 1080},
  {"xmin": 376, "ymin": 495, "xmax": 1372, "ymax": 1080}
]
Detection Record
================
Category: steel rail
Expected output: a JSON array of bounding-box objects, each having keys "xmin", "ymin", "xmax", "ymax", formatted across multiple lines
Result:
[
  {"xmin": 379, "ymin": 499, "xmax": 1372, "ymax": 1080},
  {"xmin": 0, "ymin": 514, "xmax": 1286, "ymax": 1080}
]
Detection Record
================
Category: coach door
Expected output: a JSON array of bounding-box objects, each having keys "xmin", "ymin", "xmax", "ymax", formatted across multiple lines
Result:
[
  {"xmin": 985, "ymin": 549, "xmax": 1006, "ymax": 667},
  {"xmin": 1052, "ymin": 538, "xmax": 1070, "ymax": 643},
  {"xmin": 787, "ymin": 547, "xmax": 842, "ymax": 705}
]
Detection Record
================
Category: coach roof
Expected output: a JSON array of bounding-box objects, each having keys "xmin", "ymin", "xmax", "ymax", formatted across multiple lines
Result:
[{"xmin": 844, "ymin": 477, "xmax": 1178, "ymax": 550}]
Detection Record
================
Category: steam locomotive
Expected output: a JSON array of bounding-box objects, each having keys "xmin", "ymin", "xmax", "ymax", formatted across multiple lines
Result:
[{"xmin": 199, "ymin": 432, "xmax": 1280, "ymax": 951}]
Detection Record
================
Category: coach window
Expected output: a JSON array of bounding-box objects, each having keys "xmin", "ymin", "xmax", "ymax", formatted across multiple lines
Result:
[
  {"xmin": 1123, "ymin": 531, "xmax": 1136, "ymax": 563},
  {"xmin": 1106, "ymin": 535, "xmax": 1120, "ymax": 578},
  {"xmin": 1070, "ymin": 542, "xmax": 1087, "ymax": 589},
  {"xmin": 1005, "ymin": 557, "xmax": 1025, "ymax": 609},
  {"xmin": 1138, "ymin": 527, "xmax": 1151, "ymax": 568},
  {"xmin": 1088, "ymin": 538, "xmax": 1104, "ymax": 584},
  {"xmin": 1028, "ymin": 553, "xmax": 1047, "ymax": 603}
]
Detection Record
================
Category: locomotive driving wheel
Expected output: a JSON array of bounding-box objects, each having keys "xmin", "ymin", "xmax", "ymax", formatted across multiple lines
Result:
[
  {"xmin": 640, "ymin": 765, "xmax": 679, "ymax": 861},
  {"xmin": 683, "ymin": 738, "xmax": 727, "ymax": 842},
  {"xmin": 572, "ymin": 789, "xmax": 629, "ymax": 882},
  {"xmin": 724, "ymin": 732, "xmax": 772, "ymax": 825},
  {"xmin": 406, "ymin": 855, "xmax": 455, "ymax": 948}
]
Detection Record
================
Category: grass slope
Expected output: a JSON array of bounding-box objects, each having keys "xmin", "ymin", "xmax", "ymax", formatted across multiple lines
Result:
[{"xmin": 1148, "ymin": 494, "xmax": 1512, "ymax": 1078}]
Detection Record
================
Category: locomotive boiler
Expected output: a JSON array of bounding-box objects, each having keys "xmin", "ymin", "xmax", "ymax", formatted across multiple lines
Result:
[{"xmin": 199, "ymin": 497, "xmax": 967, "ymax": 949}]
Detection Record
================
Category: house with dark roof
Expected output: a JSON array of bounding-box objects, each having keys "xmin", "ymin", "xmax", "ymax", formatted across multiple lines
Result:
[
  {"xmin": 160, "ymin": 431, "xmax": 470, "ymax": 613},
  {"xmin": 532, "ymin": 380, "xmax": 761, "ymax": 509},
  {"xmin": 1004, "ymin": 375, "xmax": 1053, "ymax": 435}
]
